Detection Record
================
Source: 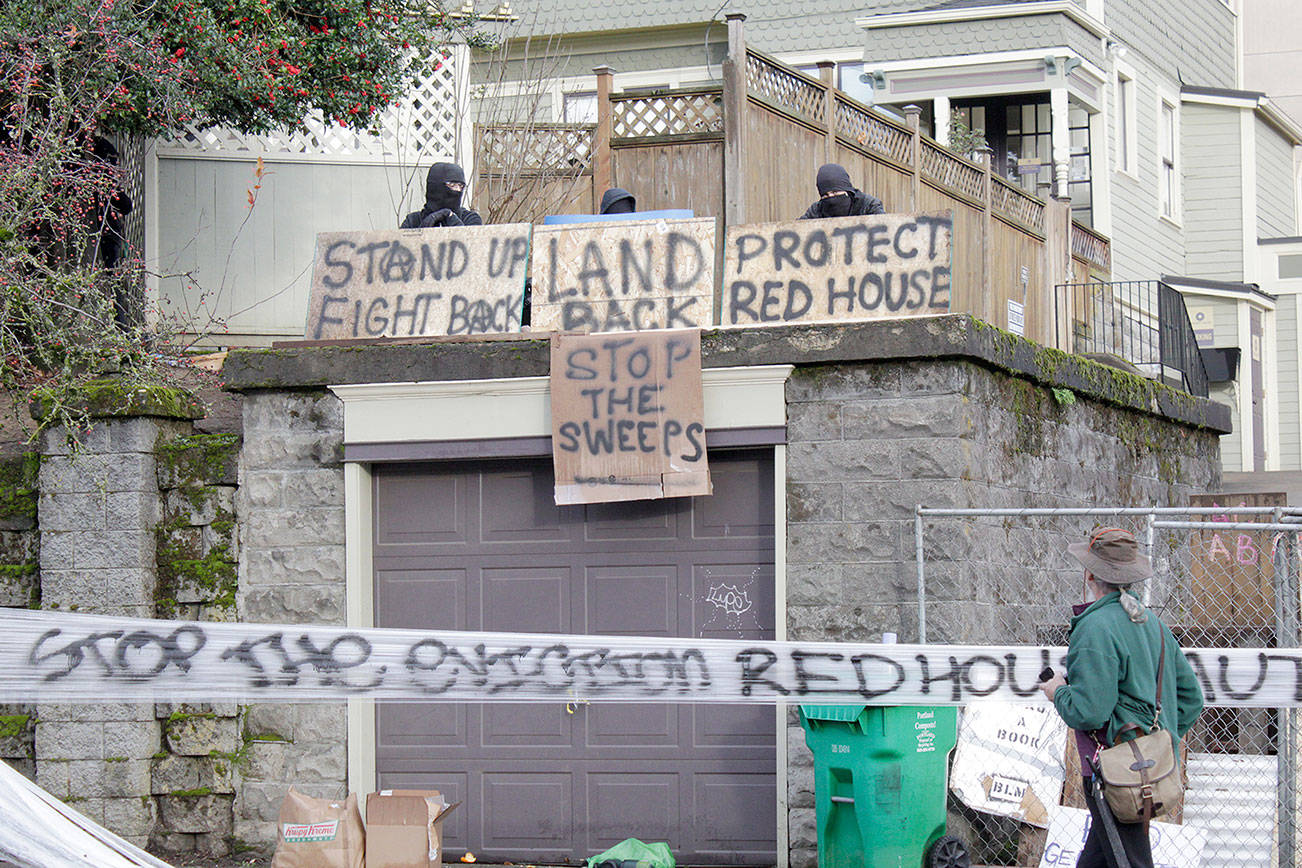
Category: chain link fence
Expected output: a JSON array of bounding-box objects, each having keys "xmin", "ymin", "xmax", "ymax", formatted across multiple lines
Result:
[{"xmin": 915, "ymin": 505, "xmax": 1302, "ymax": 867}]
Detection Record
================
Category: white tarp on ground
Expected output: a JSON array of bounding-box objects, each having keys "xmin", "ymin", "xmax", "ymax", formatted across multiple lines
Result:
[
  {"xmin": 0, "ymin": 759, "xmax": 172, "ymax": 868},
  {"xmin": 0, "ymin": 608, "xmax": 1299, "ymax": 706}
]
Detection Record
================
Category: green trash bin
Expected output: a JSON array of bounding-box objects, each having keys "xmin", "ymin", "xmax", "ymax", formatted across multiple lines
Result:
[{"xmin": 798, "ymin": 704, "xmax": 968, "ymax": 868}]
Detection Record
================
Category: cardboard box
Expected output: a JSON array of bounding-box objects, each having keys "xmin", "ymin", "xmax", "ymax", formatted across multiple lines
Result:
[{"xmin": 365, "ymin": 790, "xmax": 461, "ymax": 868}]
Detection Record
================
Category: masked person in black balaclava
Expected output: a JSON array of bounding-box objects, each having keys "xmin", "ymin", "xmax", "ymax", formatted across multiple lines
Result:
[
  {"xmin": 400, "ymin": 162, "xmax": 483, "ymax": 229},
  {"xmin": 798, "ymin": 163, "xmax": 885, "ymax": 219},
  {"xmin": 599, "ymin": 187, "xmax": 636, "ymax": 215}
]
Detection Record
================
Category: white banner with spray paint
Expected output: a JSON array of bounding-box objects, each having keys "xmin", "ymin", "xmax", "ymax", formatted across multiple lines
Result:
[{"xmin": 1, "ymin": 609, "xmax": 1298, "ymax": 706}]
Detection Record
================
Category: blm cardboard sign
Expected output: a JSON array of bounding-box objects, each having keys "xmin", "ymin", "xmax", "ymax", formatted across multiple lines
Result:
[
  {"xmin": 305, "ymin": 226, "xmax": 530, "ymax": 340},
  {"xmin": 550, "ymin": 329, "xmax": 709, "ymax": 505},
  {"xmin": 949, "ymin": 702, "xmax": 1069, "ymax": 828},
  {"xmin": 530, "ymin": 218, "xmax": 716, "ymax": 333},
  {"xmin": 722, "ymin": 212, "xmax": 953, "ymax": 326}
]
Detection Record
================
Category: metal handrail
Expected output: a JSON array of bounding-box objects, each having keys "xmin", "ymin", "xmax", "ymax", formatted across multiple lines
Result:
[{"xmin": 1055, "ymin": 279, "xmax": 1209, "ymax": 397}]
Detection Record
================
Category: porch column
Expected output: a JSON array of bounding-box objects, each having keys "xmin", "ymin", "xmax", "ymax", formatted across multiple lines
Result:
[
  {"xmin": 934, "ymin": 95, "xmax": 951, "ymax": 147},
  {"xmin": 1051, "ymin": 86, "xmax": 1070, "ymax": 198}
]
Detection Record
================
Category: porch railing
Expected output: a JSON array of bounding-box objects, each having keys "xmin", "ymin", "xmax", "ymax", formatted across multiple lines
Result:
[
  {"xmin": 476, "ymin": 15, "xmax": 1115, "ymax": 348},
  {"xmin": 1056, "ymin": 280, "xmax": 1210, "ymax": 397}
]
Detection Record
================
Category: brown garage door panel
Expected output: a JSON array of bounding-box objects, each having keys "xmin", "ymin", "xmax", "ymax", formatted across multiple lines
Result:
[
  {"xmin": 374, "ymin": 452, "xmax": 776, "ymax": 865},
  {"xmin": 382, "ymin": 764, "xmax": 777, "ymax": 861},
  {"xmin": 375, "ymin": 472, "xmax": 468, "ymax": 545}
]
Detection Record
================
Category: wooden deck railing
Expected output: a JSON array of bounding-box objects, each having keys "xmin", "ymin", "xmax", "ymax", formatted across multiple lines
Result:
[
  {"xmin": 832, "ymin": 92, "xmax": 914, "ymax": 167},
  {"xmin": 609, "ymin": 87, "xmax": 724, "ymax": 140},
  {"xmin": 1071, "ymin": 222, "xmax": 1112, "ymax": 272},
  {"xmin": 474, "ymin": 14, "xmax": 1110, "ymax": 346}
]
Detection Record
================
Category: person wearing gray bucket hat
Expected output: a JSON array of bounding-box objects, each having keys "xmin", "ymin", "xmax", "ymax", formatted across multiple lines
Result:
[
  {"xmin": 1067, "ymin": 527, "xmax": 1153, "ymax": 585},
  {"xmin": 1040, "ymin": 527, "xmax": 1204, "ymax": 868}
]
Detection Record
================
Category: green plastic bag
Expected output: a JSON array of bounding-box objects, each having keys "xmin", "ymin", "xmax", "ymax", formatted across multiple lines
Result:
[{"xmin": 586, "ymin": 837, "xmax": 675, "ymax": 868}]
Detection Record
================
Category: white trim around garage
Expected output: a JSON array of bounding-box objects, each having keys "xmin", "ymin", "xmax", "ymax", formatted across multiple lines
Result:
[
  {"xmin": 331, "ymin": 365, "xmax": 794, "ymax": 445},
  {"xmin": 345, "ymin": 461, "xmax": 376, "ymax": 802}
]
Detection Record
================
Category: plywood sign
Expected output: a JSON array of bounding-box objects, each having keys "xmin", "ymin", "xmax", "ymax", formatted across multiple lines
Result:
[
  {"xmin": 530, "ymin": 218, "xmax": 716, "ymax": 333},
  {"xmin": 721, "ymin": 212, "xmax": 953, "ymax": 326},
  {"xmin": 550, "ymin": 329, "xmax": 710, "ymax": 505},
  {"xmin": 1187, "ymin": 492, "xmax": 1288, "ymax": 628},
  {"xmin": 305, "ymin": 226, "xmax": 530, "ymax": 340}
]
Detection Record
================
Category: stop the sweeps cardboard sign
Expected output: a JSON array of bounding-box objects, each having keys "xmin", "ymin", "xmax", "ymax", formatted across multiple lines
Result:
[{"xmin": 550, "ymin": 329, "xmax": 710, "ymax": 505}]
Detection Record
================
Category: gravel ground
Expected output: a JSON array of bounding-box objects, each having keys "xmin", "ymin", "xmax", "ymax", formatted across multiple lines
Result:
[{"xmin": 152, "ymin": 855, "xmax": 269, "ymax": 868}]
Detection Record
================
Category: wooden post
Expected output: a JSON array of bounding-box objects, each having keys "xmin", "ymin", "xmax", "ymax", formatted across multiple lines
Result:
[
  {"xmin": 816, "ymin": 61, "xmax": 836, "ymax": 163},
  {"xmin": 593, "ymin": 65, "xmax": 615, "ymax": 204},
  {"xmin": 979, "ymin": 145, "xmax": 994, "ymax": 325},
  {"xmin": 904, "ymin": 104, "xmax": 922, "ymax": 211},
  {"xmin": 722, "ymin": 13, "xmax": 748, "ymax": 228},
  {"xmin": 1045, "ymin": 197, "xmax": 1073, "ymax": 349}
]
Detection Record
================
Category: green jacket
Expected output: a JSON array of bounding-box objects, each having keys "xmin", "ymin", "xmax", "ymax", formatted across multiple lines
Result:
[{"xmin": 1053, "ymin": 591, "xmax": 1204, "ymax": 746}]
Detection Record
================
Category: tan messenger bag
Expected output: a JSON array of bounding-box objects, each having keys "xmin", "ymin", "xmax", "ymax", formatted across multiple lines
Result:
[{"xmin": 1094, "ymin": 631, "xmax": 1183, "ymax": 822}]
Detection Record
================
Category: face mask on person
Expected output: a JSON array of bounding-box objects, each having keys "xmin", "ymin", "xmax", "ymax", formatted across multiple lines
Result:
[
  {"xmin": 822, "ymin": 192, "xmax": 853, "ymax": 217},
  {"xmin": 424, "ymin": 162, "xmax": 465, "ymax": 213}
]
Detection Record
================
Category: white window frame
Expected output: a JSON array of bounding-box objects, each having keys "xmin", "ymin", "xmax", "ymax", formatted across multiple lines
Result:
[
  {"xmin": 561, "ymin": 90, "xmax": 598, "ymax": 124},
  {"xmin": 1114, "ymin": 64, "xmax": 1138, "ymax": 178},
  {"xmin": 1157, "ymin": 92, "xmax": 1181, "ymax": 224}
]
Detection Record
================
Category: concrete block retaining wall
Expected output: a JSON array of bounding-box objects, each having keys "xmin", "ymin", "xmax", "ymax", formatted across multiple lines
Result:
[
  {"xmin": 231, "ymin": 390, "xmax": 348, "ymax": 851},
  {"xmin": 781, "ymin": 359, "xmax": 1221, "ymax": 868},
  {"xmin": 4, "ymin": 316, "xmax": 1230, "ymax": 861}
]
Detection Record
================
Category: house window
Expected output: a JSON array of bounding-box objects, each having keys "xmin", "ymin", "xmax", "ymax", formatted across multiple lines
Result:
[
  {"xmin": 1115, "ymin": 72, "xmax": 1136, "ymax": 175},
  {"xmin": 1159, "ymin": 99, "xmax": 1177, "ymax": 218},
  {"xmin": 562, "ymin": 91, "xmax": 597, "ymax": 124},
  {"xmin": 836, "ymin": 62, "xmax": 877, "ymax": 107},
  {"xmin": 1068, "ymin": 104, "xmax": 1093, "ymax": 226}
]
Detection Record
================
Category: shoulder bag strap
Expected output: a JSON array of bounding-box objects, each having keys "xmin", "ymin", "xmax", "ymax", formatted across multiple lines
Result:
[{"xmin": 1151, "ymin": 629, "xmax": 1166, "ymax": 732}]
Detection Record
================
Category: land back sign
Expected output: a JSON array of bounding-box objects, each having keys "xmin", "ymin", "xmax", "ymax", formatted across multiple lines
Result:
[
  {"xmin": 721, "ymin": 212, "xmax": 953, "ymax": 327},
  {"xmin": 305, "ymin": 225, "xmax": 530, "ymax": 340},
  {"xmin": 530, "ymin": 218, "xmax": 716, "ymax": 333},
  {"xmin": 550, "ymin": 329, "xmax": 710, "ymax": 505}
]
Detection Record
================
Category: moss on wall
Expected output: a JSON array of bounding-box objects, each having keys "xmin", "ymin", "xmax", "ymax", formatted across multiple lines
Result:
[
  {"xmin": 31, "ymin": 379, "xmax": 203, "ymax": 422},
  {"xmin": 0, "ymin": 714, "xmax": 30, "ymax": 740},
  {"xmin": 157, "ymin": 434, "xmax": 240, "ymax": 491},
  {"xmin": 154, "ymin": 434, "xmax": 241, "ymax": 618},
  {"xmin": 0, "ymin": 453, "xmax": 38, "ymax": 523}
]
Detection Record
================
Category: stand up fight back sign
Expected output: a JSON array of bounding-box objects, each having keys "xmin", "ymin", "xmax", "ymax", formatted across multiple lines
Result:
[
  {"xmin": 722, "ymin": 212, "xmax": 953, "ymax": 327},
  {"xmin": 306, "ymin": 226, "xmax": 530, "ymax": 340},
  {"xmin": 530, "ymin": 218, "xmax": 716, "ymax": 333},
  {"xmin": 550, "ymin": 329, "xmax": 709, "ymax": 505}
]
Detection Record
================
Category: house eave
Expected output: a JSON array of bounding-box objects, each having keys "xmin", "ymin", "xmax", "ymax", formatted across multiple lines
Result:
[{"xmin": 856, "ymin": 1, "xmax": 1109, "ymax": 39}]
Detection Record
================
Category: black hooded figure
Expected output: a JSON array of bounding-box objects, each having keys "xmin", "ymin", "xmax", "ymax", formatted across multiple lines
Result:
[
  {"xmin": 798, "ymin": 163, "xmax": 885, "ymax": 219},
  {"xmin": 90, "ymin": 137, "xmax": 133, "ymax": 270},
  {"xmin": 400, "ymin": 162, "xmax": 483, "ymax": 228},
  {"xmin": 599, "ymin": 187, "xmax": 636, "ymax": 215}
]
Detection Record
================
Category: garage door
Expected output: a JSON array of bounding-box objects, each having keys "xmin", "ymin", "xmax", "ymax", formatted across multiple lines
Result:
[{"xmin": 373, "ymin": 449, "xmax": 777, "ymax": 865}]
